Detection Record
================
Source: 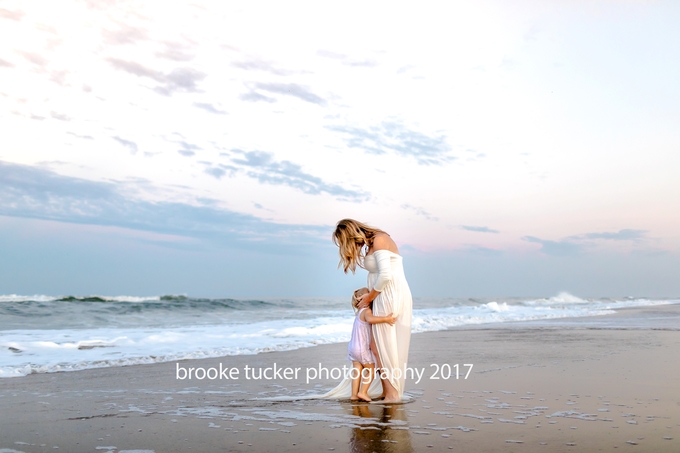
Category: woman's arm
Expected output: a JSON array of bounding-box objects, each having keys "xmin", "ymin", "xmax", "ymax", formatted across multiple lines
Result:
[
  {"xmin": 357, "ymin": 233, "xmax": 399, "ymax": 308},
  {"xmin": 357, "ymin": 249, "xmax": 392, "ymax": 308},
  {"xmin": 362, "ymin": 308, "xmax": 396, "ymax": 326},
  {"xmin": 373, "ymin": 250, "xmax": 393, "ymax": 292}
]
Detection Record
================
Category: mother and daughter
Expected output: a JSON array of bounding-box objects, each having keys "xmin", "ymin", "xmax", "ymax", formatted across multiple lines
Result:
[{"xmin": 331, "ymin": 219, "xmax": 413, "ymax": 404}]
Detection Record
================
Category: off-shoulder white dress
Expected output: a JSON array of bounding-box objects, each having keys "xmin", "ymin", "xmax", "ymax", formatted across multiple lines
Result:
[
  {"xmin": 364, "ymin": 250, "xmax": 413, "ymax": 399},
  {"xmin": 321, "ymin": 250, "xmax": 413, "ymax": 400}
]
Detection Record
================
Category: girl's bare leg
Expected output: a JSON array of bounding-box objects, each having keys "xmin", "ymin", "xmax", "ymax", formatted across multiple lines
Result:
[
  {"xmin": 357, "ymin": 363, "xmax": 374, "ymax": 402},
  {"xmin": 350, "ymin": 361, "xmax": 362, "ymax": 400}
]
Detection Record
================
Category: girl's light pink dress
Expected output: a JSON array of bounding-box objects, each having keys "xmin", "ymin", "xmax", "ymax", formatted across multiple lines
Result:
[{"xmin": 347, "ymin": 308, "xmax": 374, "ymax": 364}]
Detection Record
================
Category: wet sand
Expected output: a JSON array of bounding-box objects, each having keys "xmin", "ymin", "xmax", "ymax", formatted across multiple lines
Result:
[{"xmin": 1, "ymin": 304, "xmax": 679, "ymax": 452}]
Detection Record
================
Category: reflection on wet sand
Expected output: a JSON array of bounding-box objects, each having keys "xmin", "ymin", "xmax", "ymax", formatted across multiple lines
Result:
[{"xmin": 346, "ymin": 402, "xmax": 414, "ymax": 453}]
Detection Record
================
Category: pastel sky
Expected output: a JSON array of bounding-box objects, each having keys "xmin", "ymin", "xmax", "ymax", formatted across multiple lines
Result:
[{"xmin": 1, "ymin": 0, "xmax": 679, "ymax": 298}]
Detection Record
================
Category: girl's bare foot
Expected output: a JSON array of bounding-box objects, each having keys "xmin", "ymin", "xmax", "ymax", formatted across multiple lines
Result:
[
  {"xmin": 350, "ymin": 397, "xmax": 359, "ymax": 401},
  {"xmin": 357, "ymin": 392, "xmax": 372, "ymax": 402}
]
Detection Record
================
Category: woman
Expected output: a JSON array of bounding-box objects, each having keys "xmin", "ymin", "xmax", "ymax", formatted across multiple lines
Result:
[{"xmin": 333, "ymin": 218, "xmax": 413, "ymax": 403}]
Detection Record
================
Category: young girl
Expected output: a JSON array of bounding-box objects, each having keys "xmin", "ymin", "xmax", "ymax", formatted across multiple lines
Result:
[{"xmin": 348, "ymin": 287, "xmax": 396, "ymax": 402}]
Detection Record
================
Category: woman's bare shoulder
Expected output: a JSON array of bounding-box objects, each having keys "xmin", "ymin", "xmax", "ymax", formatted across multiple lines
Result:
[{"xmin": 372, "ymin": 233, "xmax": 399, "ymax": 254}]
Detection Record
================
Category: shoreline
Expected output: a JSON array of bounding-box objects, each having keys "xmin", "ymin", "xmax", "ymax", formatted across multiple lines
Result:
[
  {"xmin": 1, "ymin": 304, "xmax": 679, "ymax": 452},
  {"xmin": 3, "ymin": 299, "xmax": 678, "ymax": 379}
]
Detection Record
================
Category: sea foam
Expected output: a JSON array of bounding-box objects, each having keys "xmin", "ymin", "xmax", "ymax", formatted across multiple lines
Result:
[{"xmin": 0, "ymin": 293, "xmax": 677, "ymax": 377}]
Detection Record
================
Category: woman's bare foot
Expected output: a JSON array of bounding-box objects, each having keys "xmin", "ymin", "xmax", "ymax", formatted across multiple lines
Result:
[
  {"xmin": 379, "ymin": 374, "xmax": 400, "ymax": 403},
  {"xmin": 357, "ymin": 392, "xmax": 372, "ymax": 402},
  {"xmin": 381, "ymin": 390, "xmax": 400, "ymax": 403}
]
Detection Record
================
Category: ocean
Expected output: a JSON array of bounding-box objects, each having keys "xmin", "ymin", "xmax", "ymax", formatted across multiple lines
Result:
[{"xmin": 0, "ymin": 293, "xmax": 677, "ymax": 378}]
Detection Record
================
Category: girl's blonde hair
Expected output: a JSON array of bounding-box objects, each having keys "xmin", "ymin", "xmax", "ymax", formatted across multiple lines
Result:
[
  {"xmin": 332, "ymin": 219, "xmax": 387, "ymax": 274},
  {"xmin": 351, "ymin": 287, "xmax": 369, "ymax": 313}
]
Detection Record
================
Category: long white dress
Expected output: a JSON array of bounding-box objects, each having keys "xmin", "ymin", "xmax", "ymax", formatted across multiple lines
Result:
[
  {"xmin": 364, "ymin": 250, "xmax": 412, "ymax": 399},
  {"xmin": 320, "ymin": 250, "xmax": 413, "ymax": 400}
]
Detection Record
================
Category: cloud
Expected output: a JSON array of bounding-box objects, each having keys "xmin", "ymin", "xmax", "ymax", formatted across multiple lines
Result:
[
  {"xmin": 461, "ymin": 225, "xmax": 499, "ymax": 233},
  {"xmin": 397, "ymin": 65, "xmax": 415, "ymax": 74},
  {"xmin": 80, "ymin": 0, "xmax": 123, "ymax": 11},
  {"xmin": 49, "ymin": 70, "xmax": 70, "ymax": 87},
  {"xmin": 316, "ymin": 49, "xmax": 377, "ymax": 67},
  {"xmin": 154, "ymin": 41, "xmax": 196, "ymax": 62},
  {"xmin": 107, "ymin": 58, "xmax": 161, "ymax": 79},
  {"xmin": 178, "ymin": 141, "xmax": 201, "ymax": 157},
  {"xmin": 523, "ymin": 229, "xmax": 650, "ymax": 257},
  {"xmin": 0, "ymin": 160, "xmax": 327, "ymax": 250},
  {"xmin": 113, "ymin": 136, "xmax": 138, "ymax": 154},
  {"xmin": 107, "ymin": 58, "xmax": 206, "ymax": 95},
  {"xmin": 401, "ymin": 204, "xmax": 438, "ymax": 221},
  {"xmin": 0, "ymin": 7, "xmax": 24, "ymax": 21},
  {"xmin": 464, "ymin": 149, "xmax": 486, "ymax": 162},
  {"xmin": 461, "ymin": 245, "xmax": 503, "ymax": 256},
  {"xmin": 328, "ymin": 120, "xmax": 454, "ymax": 165},
  {"xmin": 239, "ymin": 91, "xmax": 276, "ymax": 103},
  {"xmin": 230, "ymin": 150, "xmax": 368, "ymax": 201},
  {"xmin": 102, "ymin": 23, "xmax": 149, "ymax": 45},
  {"xmin": 344, "ymin": 59, "xmax": 377, "ymax": 67},
  {"xmin": 522, "ymin": 236, "xmax": 583, "ymax": 256},
  {"xmin": 201, "ymin": 163, "xmax": 239, "ymax": 180},
  {"xmin": 316, "ymin": 50, "xmax": 346, "ymax": 60},
  {"xmin": 204, "ymin": 167, "xmax": 225, "ymax": 178},
  {"xmin": 158, "ymin": 68, "xmax": 206, "ymax": 95},
  {"xmin": 193, "ymin": 102, "xmax": 227, "ymax": 115},
  {"xmin": 232, "ymin": 59, "xmax": 291, "ymax": 75},
  {"xmin": 246, "ymin": 83, "xmax": 325, "ymax": 105},
  {"xmin": 50, "ymin": 111, "xmax": 71, "ymax": 121},
  {"xmin": 19, "ymin": 51, "xmax": 49, "ymax": 67},
  {"xmin": 630, "ymin": 249, "xmax": 670, "ymax": 258},
  {"xmin": 569, "ymin": 229, "xmax": 647, "ymax": 242},
  {"xmin": 252, "ymin": 202, "xmax": 275, "ymax": 213},
  {"xmin": 67, "ymin": 132, "xmax": 94, "ymax": 140},
  {"xmin": 0, "ymin": 58, "xmax": 14, "ymax": 68}
]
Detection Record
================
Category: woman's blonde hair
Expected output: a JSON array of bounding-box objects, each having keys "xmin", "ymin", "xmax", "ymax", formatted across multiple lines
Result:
[{"xmin": 332, "ymin": 219, "xmax": 387, "ymax": 274}]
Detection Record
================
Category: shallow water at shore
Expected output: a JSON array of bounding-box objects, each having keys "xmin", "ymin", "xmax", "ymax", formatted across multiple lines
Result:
[{"xmin": 1, "ymin": 292, "xmax": 678, "ymax": 377}]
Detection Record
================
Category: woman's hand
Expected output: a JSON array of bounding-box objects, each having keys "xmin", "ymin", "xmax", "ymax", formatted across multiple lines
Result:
[
  {"xmin": 357, "ymin": 288, "xmax": 381, "ymax": 309},
  {"xmin": 356, "ymin": 292, "xmax": 372, "ymax": 309}
]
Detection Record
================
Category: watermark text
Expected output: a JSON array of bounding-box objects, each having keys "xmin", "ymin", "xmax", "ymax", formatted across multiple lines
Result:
[{"xmin": 175, "ymin": 362, "xmax": 473, "ymax": 385}]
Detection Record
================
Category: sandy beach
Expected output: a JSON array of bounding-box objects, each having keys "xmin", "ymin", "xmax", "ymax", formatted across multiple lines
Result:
[{"xmin": 1, "ymin": 304, "xmax": 679, "ymax": 453}]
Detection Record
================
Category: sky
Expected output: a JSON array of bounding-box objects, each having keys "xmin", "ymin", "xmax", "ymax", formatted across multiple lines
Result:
[{"xmin": 1, "ymin": 0, "xmax": 679, "ymax": 298}]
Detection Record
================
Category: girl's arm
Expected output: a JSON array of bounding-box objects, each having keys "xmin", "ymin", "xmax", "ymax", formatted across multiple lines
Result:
[{"xmin": 362, "ymin": 308, "xmax": 396, "ymax": 326}]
